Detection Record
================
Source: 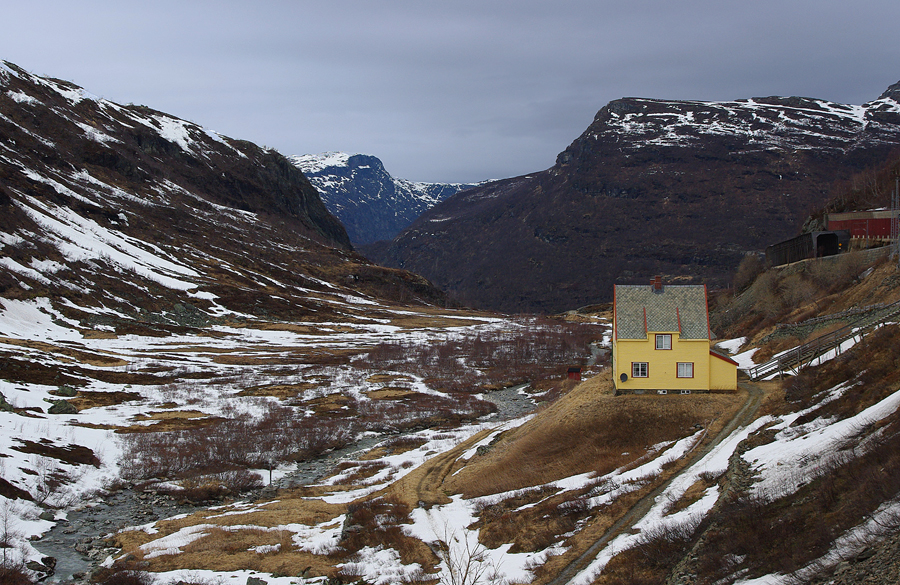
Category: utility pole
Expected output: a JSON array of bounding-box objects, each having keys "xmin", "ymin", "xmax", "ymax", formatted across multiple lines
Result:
[{"xmin": 895, "ymin": 176, "xmax": 900, "ymax": 266}]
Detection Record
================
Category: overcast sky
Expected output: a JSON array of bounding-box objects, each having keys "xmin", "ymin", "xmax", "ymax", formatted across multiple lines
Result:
[{"xmin": 3, "ymin": 1, "xmax": 899, "ymax": 183}]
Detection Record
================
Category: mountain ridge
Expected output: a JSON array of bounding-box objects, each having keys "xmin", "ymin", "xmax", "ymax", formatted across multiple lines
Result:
[
  {"xmin": 291, "ymin": 151, "xmax": 481, "ymax": 244},
  {"xmin": 0, "ymin": 60, "xmax": 446, "ymax": 326},
  {"xmin": 368, "ymin": 82, "xmax": 900, "ymax": 313}
]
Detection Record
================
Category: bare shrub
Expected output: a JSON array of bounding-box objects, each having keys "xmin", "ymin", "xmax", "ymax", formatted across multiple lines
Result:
[
  {"xmin": 119, "ymin": 402, "xmax": 355, "ymax": 483},
  {"xmin": 784, "ymin": 370, "xmax": 818, "ymax": 404},
  {"xmin": 157, "ymin": 469, "xmax": 263, "ymax": 502},
  {"xmin": 383, "ymin": 436, "xmax": 428, "ymax": 452},
  {"xmin": 357, "ymin": 317, "xmax": 604, "ymax": 392},
  {"xmin": 0, "ymin": 564, "xmax": 32, "ymax": 585},
  {"xmin": 733, "ymin": 253, "xmax": 764, "ymax": 292},
  {"xmin": 339, "ymin": 497, "xmax": 423, "ymax": 563},
  {"xmin": 97, "ymin": 570, "xmax": 154, "ymax": 585},
  {"xmin": 779, "ymin": 273, "xmax": 817, "ymax": 310},
  {"xmin": 635, "ymin": 517, "xmax": 702, "ymax": 565},
  {"xmin": 435, "ymin": 527, "xmax": 503, "ymax": 585}
]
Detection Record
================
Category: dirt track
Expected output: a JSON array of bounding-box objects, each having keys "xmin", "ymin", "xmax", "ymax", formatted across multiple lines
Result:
[{"xmin": 544, "ymin": 380, "xmax": 764, "ymax": 585}]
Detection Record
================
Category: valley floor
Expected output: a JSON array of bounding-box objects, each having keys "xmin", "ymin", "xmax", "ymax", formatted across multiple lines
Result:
[{"xmin": 6, "ymin": 259, "xmax": 900, "ymax": 585}]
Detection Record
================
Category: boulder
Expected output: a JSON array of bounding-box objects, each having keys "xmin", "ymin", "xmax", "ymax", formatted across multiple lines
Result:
[{"xmin": 48, "ymin": 400, "xmax": 77, "ymax": 414}]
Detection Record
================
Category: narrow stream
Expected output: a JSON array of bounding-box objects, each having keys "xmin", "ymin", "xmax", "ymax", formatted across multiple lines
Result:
[{"xmin": 33, "ymin": 384, "xmax": 538, "ymax": 583}]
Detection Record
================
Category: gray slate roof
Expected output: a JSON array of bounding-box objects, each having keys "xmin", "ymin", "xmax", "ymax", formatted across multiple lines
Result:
[{"xmin": 614, "ymin": 284, "xmax": 710, "ymax": 340}]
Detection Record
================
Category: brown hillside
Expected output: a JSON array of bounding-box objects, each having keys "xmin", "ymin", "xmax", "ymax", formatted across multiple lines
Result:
[
  {"xmin": 445, "ymin": 374, "xmax": 742, "ymax": 498},
  {"xmin": 368, "ymin": 87, "xmax": 900, "ymax": 313}
]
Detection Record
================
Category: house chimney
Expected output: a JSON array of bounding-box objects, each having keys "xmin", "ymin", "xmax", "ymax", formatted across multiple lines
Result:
[{"xmin": 652, "ymin": 276, "xmax": 663, "ymax": 292}]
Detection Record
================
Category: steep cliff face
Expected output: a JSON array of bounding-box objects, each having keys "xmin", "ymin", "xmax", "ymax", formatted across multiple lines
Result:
[
  {"xmin": 0, "ymin": 61, "xmax": 445, "ymax": 322},
  {"xmin": 370, "ymin": 84, "xmax": 900, "ymax": 314},
  {"xmin": 0, "ymin": 61, "xmax": 350, "ymax": 251},
  {"xmin": 291, "ymin": 152, "xmax": 479, "ymax": 244}
]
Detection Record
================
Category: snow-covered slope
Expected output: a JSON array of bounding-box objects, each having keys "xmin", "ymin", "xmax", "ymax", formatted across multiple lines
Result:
[
  {"xmin": 0, "ymin": 61, "xmax": 448, "ymax": 324},
  {"xmin": 557, "ymin": 88, "xmax": 900, "ymax": 159},
  {"xmin": 290, "ymin": 152, "xmax": 481, "ymax": 244}
]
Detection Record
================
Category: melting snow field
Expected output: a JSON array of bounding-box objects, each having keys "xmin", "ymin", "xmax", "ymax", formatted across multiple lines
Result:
[{"xmin": 1, "ymin": 286, "xmax": 603, "ymax": 584}]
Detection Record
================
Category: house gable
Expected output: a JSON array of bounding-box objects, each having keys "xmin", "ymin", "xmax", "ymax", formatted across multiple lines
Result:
[
  {"xmin": 613, "ymin": 280, "xmax": 735, "ymax": 393},
  {"xmin": 614, "ymin": 282, "xmax": 710, "ymax": 340}
]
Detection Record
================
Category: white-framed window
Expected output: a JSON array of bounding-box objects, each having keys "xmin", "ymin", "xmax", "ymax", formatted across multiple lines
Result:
[
  {"xmin": 677, "ymin": 362, "xmax": 694, "ymax": 378},
  {"xmin": 632, "ymin": 362, "xmax": 648, "ymax": 378},
  {"xmin": 655, "ymin": 334, "xmax": 672, "ymax": 350}
]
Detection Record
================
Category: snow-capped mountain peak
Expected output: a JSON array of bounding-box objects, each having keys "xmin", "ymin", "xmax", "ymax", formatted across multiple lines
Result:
[{"xmin": 289, "ymin": 152, "xmax": 482, "ymax": 244}]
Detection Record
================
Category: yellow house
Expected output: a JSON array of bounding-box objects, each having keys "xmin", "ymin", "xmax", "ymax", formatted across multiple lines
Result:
[{"xmin": 613, "ymin": 277, "xmax": 737, "ymax": 393}]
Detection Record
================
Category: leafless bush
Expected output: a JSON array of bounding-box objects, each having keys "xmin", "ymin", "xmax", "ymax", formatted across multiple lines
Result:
[
  {"xmin": 97, "ymin": 570, "xmax": 154, "ymax": 585},
  {"xmin": 557, "ymin": 496, "xmax": 590, "ymax": 516},
  {"xmin": 119, "ymin": 403, "xmax": 354, "ymax": 483},
  {"xmin": 697, "ymin": 470, "xmax": 723, "ymax": 483},
  {"xmin": 733, "ymin": 253, "xmax": 764, "ymax": 292},
  {"xmin": 383, "ymin": 436, "xmax": 428, "ymax": 451},
  {"xmin": 357, "ymin": 317, "xmax": 603, "ymax": 392},
  {"xmin": 0, "ymin": 503, "xmax": 30, "ymax": 585},
  {"xmin": 436, "ymin": 526, "xmax": 504, "ymax": 585},
  {"xmin": 0, "ymin": 563, "xmax": 32, "ymax": 585},
  {"xmin": 156, "ymin": 470, "xmax": 263, "ymax": 502},
  {"xmin": 339, "ymin": 497, "xmax": 421, "ymax": 562},
  {"xmin": 635, "ymin": 516, "xmax": 702, "ymax": 567}
]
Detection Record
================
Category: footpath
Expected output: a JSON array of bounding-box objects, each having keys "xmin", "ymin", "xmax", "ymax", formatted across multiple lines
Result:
[{"xmin": 545, "ymin": 381, "xmax": 764, "ymax": 585}]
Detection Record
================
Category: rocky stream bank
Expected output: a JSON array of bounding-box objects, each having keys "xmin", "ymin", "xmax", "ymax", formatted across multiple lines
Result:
[{"xmin": 29, "ymin": 384, "xmax": 537, "ymax": 584}]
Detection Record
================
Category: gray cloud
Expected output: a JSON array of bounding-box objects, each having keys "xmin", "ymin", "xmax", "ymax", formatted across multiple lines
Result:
[{"xmin": 3, "ymin": 0, "xmax": 899, "ymax": 182}]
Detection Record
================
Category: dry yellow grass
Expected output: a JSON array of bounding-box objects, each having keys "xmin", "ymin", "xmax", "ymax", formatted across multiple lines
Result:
[
  {"xmin": 211, "ymin": 347, "xmax": 362, "ymax": 366},
  {"xmin": 755, "ymin": 379, "xmax": 788, "ymax": 417},
  {"xmin": 385, "ymin": 428, "xmax": 495, "ymax": 509},
  {"xmin": 131, "ymin": 410, "xmax": 208, "ymax": 421},
  {"xmin": 69, "ymin": 390, "xmax": 141, "ymax": 411},
  {"xmin": 365, "ymin": 373, "xmax": 414, "ymax": 384},
  {"xmin": 237, "ymin": 382, "xmax": 320, "ymax": 398},
  {"xmin": 445, "ymin": 372, "xmax": 742, "ymax": 498},
  {"xmin": 112, "ymin": 494, "xmax": 346, "ymax": 577},
  {"xmin": 80, "ymin": 329, "xmax": 118, "ymax": 339},
  {"xmin": 115, "ymin": 415, "xmax": 224, "ymax": 433},
  {"xmin": 303, "ymin": 394, "xmax": 350, "ymax": 414},
  {"xmin": 388, "ymin": 315, "xmax": 491, "ymax": 329},
  {"xmin": 227, "ymin": 321, "xmax": 358, "ymax": 335},
  {"xmin": 364, "ymin": 388, "xmax": 420, "ymax": 400}
]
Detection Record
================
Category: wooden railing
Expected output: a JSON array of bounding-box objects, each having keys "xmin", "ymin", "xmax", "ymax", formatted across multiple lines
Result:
[{"xmin": 747, "ymin": 298, "xmax": 900, "ymax": 380}]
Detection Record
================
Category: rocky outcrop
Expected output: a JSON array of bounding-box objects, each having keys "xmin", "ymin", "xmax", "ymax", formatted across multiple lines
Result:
[
  {"xmin": 291, "ymin": 152, "xmax": 478, "ymax": 244},
  {"xmin": 0, "ymin": 61, "xmax": 446, "ymax": 326}
]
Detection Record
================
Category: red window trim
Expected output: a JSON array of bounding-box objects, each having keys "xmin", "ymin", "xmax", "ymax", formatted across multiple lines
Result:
[
  {"xmin": 655, "ymin": 334, "xmax": 672, "ymax": 350},
  {"xmin": 677, "ymin": 362, "xmax": 694, "ymax": 378}
]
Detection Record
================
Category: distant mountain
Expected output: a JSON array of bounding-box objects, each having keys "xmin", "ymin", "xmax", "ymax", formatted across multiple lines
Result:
[
  {"xmin": 290, "ymin": 152, "xmax": 479, "ymax": 244},
  {"xmin": 0, "ymin": 61, "xmax": 445, "ymax": 327},
  {"xmin": 369, "ymin": 83, "xmax": 900, "ymax": 313}
]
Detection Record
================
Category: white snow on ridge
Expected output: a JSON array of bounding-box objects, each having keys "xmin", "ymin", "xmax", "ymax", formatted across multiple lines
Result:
[
  {"xmin": 290, "ymin": 151, "xmax": 355, "ymax": 174},
  {"xmin": 7, "ymin": 90, "xmax": 40, "ymax": 105},
  {"xmin": 0, "ymin": 297, "xmax": 85, "ymax": 339},
  {"xmin": 604, "ymin": 94, "xmax": 898, "ymax": 151},
  {"xmin": 75, "ymin": 121, "xmax": 120, "ymax": 144},
  {"xmin": 152, "ymin": 115, "xmax": 197, "ymax": 152},
  {"xmin": 16, "ymin": 194, "xmax": 201, "ymax": 290}
]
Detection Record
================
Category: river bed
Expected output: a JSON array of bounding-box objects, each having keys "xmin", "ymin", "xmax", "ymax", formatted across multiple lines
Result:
[{"xmin": 32, "ymin": 384, "xmax": 538, "ymax": 583}]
